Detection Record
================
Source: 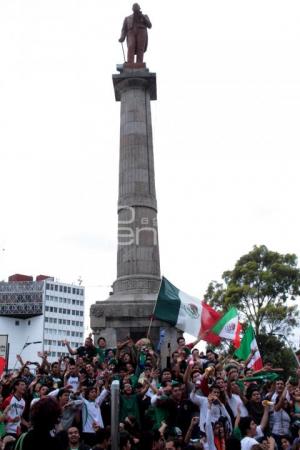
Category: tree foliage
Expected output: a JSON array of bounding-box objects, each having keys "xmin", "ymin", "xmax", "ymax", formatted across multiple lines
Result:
[
  {"xmin": 204, "ymin": 245, "xmax": 300, "ymax": 335},
  {"xmin": 256, "ymin": 334, "xmax": 298, "ymax": 377}
]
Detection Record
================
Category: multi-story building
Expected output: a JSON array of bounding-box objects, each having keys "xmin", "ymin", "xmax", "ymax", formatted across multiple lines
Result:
[{"xmin": 0, "ymin": 274, "xmax": 85, "ymax": 369}]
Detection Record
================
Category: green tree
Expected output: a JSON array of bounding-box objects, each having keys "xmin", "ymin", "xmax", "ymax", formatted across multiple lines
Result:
[
  {"xmin": 256, "ymin": 334, "xmax": 298, "ymax": 377},
  {"xmin": 204, "ymin": 245, "xmax": 300, "ymax": 336}
]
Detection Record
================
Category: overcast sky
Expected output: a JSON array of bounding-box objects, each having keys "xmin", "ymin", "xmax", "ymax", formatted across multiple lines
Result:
[{"xmin": 1, "ymin": 1, "xmax": 300, "ymax": 340}]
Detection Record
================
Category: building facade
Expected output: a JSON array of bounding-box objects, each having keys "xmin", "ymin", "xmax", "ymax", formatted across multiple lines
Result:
[{"xmin": 0, "ymin": 274, "xmax": 85, "ymax": 369}]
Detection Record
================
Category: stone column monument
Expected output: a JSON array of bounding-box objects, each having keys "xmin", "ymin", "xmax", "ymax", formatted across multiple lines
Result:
[{"xmin": 90, "ymin": 7, "xmax": 179, "ymax": 361}]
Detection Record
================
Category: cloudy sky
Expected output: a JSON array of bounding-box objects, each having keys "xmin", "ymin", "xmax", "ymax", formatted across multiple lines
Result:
[{"xmin": 1, "ymin": 1, "xmax": 300, "ymax": 340}]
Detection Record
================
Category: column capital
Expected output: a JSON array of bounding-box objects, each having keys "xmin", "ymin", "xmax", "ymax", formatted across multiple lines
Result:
[{"xmin": 112, "ymin": 68, "xmax": 157, "ymax": 101}]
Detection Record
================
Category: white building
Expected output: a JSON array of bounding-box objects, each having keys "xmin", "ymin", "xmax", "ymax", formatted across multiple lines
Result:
[{"xmin": 0, "ymin": 274, "xmax": 85, "ymax": 369}]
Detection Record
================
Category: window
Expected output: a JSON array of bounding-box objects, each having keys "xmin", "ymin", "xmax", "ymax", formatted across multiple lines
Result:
[
  {"xmin": 80, "ymin": 311, "xmax": 83, "ymax": 316},
  {"xmin": 53, "ymin": 307, "xmax": 57, "ymax": 313},
  {"xmin": 67, "ymin": 320, "xmax": 70, "ymax": 325},
  {"xmin": 15, "ymin": 320, "xmax": 19, "ymax": 326},
  {"xmin": 46, "ymin": 283, "xmax": 50, "ymax": 290},
  {"xmin": 67, "ymin": 287, "xmax": 71, "ymax": 294},
  {"xmin": 58, "ymin": 319, "xmax": 62, "ymax": 324},
  {"xmin": 59, "ymin": 308, "xmax": 62, "ymax": 313},
  {"xmin": 55, "ymin": 285, "xmax": 58, "ymax": 291},
  {"xmin": 72, "ymin": 300, "xmax": 76, "ymax": 305},
  {"xmin": 63, "ymin": 319, "xmax": 66, "ymax": 324}
]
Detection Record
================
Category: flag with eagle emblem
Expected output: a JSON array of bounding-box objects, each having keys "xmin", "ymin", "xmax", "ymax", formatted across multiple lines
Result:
[{"xmin": 154, "ymin": 276, "xmax": 220, "ymax": 339}]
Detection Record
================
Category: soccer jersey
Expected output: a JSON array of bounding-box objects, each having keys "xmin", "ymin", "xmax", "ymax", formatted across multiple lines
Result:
[{"xmin": 2, "ymin": 394, "xmax": 25, "ymax": 435}]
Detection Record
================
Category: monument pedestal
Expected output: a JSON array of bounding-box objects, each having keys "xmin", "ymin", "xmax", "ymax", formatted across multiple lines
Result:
[{"xmin": 90, "ymin": 296, "xmax": 179, "ymax": 367}]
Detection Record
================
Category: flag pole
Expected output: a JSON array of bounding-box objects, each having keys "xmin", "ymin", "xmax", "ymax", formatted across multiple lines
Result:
[{"xmin": 146, "ymin": 276, "xmax": 163, "ymax": 339}]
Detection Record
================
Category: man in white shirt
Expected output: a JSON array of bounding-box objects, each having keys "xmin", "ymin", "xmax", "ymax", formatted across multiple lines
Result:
[
  {"xmin": 190, "ymin": 384, "xmax": 232, "ymax": 433},
  {"xmin": 239, "ymin": 404, "xmax": 270, "ymax": 450},
  {"xmin": 2, "ymin": 378, "xmax": 27, "ymax": 437},
  {"xmin": 81, "ymin": 386, "xmax": 109, "ymax": 447}
]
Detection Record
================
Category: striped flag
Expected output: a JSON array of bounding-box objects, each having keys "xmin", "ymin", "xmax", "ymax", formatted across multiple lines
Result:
[
  {"xmin": 211, "ymin": 307, "xmax": 242, "ymax": 348},
  {"xmin": 234, "ymin": 325, "xmax": 263, "ymax": 370},
  {"xmin": 154, "ymin": 277, "xmax": 220, "ymax": 339}
]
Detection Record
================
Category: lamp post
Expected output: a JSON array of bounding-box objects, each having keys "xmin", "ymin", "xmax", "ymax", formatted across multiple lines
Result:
[{"xmin": 13, "ymin": 339, "xmax": 42, "ymax": 369}]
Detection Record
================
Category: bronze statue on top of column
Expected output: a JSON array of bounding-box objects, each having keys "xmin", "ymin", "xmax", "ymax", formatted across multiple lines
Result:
[{"xmin": 118, "ymin": 3, "xmax": 152, "ymax": 65}]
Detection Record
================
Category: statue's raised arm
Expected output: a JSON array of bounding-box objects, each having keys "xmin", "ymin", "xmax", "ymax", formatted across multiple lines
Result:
[{"xmin": 118, "ymin": 3, "xmax": 152, "ymax": 64}]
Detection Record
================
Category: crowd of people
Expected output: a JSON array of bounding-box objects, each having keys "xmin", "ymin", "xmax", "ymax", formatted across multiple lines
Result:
[{"xmin": 0, "ymin": 333, "xmax": 300, "ymax": 450}]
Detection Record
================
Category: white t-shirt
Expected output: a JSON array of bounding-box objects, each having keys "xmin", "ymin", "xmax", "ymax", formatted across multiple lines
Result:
[
  {"xmin": 190, "ymin": 392, "xmax": 232, "ymax": 433},
  {"xmin": 227, "ymin": 394, "xmax": 248, "ymax": 418},
  {"xmin": 241, "ymin": 425, "xmax": 264, "ymax": 450},
  {"xmin": 67, "ymin": 375, "xmax": 80, "ymax": 392},
  {"xmin": 82, "ymin": 389, "xmax": 108, "ymax": 433}
]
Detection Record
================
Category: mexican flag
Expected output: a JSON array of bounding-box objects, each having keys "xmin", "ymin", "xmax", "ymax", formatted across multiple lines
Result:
[
  {"xmin": 234, "ymin": 325, "xmax": 263, "ymax": 370},
  {"xmin": 154, "ymin": 277, "xmax": 220, "ymax": 339},
  {"xmin": 211, "ymin": 307, "xmax": 241, "ymax": 348}
]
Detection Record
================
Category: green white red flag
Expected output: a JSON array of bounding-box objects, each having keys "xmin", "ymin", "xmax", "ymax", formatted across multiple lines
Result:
[
  {"xmin": 234, "ymin": 325, "xmax": 263, "ymax": 370},
  {"xmin": 211, "ymin": 307, "xmax": 242, "ymax": 348},
  {"xmin": 154, "ymin": 277, "xmax": 221, "ymax": 341}
]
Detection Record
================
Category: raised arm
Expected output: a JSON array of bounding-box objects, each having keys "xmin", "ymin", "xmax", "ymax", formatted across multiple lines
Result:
[
  {"xmin": 184, "ymin": 416, "xmax": 200, "ymax": 445},
  {"xmin": 63, "ymin": 339, "xmax": 77, "ymax": 356},
  {"xmin": 274, "ymin": 381, "xmax": 289, "ymax": 412},
  {"xmin": 260, "ymin": 403, "xmax": 270, "ymax": 431}
]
